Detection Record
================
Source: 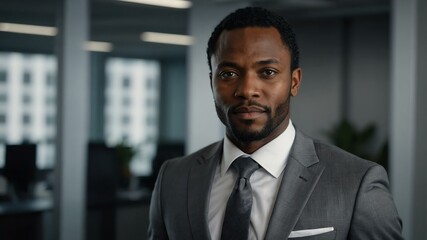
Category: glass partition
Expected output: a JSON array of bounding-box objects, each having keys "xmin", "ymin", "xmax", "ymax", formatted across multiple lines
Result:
[
  {"xmin": 104, "ymin": 57, "xmax": 160, "ymax": 176},
  {"xmin": 0, "ymin": 52, "xmax": 56, "ymax": 170}
]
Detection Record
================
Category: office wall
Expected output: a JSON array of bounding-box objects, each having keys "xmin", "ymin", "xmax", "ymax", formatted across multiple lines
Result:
[
  {"xmin": 291, "ymin": 14, "xmax": 390, "ymax": 153},
  {"xmin": 348, "ymin": 15, "xmax": 390, "ymax": 153},
  {"xmin": 291, "ymin": 18, "xmax": 344, "ymax": 142},
  {"xmin": 349, "ymin": 15, "xmax": 390, "ymax": 152},
  {"xmin": 158, "ymin": 58, "xmax": 187, "ymax": 143}
]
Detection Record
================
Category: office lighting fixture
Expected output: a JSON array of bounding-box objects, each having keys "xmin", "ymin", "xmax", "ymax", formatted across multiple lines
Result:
[
  {"xmin": 85, "ymin": 41, "xmax": 113, "ymax": 52},
  {"xmin": 0, "ymin": 22, "xmax": 113, "ymax": 52},
  {"xmin": 119, "ymin": 0, "xmax": 192, "ymax": 9},
  {"xmin": 141, "ymin": 32, "xmax": 193, "ymax": 46},
  {"xmin": 0, "ymin": 22, "xmax": 57, "ymax": 36}
]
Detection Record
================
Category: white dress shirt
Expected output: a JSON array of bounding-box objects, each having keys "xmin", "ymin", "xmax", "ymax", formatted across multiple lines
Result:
[{"xmin": 208, "ymin": 120, "xmax": 296, "ymax": 240}]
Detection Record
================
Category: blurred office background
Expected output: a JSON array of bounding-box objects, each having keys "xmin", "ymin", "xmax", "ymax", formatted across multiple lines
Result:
[{"xmin": 0, "ymin": 0, "xmax": 425, "ymax": 239}]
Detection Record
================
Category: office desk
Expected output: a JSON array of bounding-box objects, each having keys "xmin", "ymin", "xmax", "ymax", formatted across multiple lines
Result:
[
  {"xmin": 0, "ymin": 198, "xmax": 53, "ymax": 240},
  {"xmin": 0, "ymin": 189, "xmax": 151, "ymax": 240},
  {"xmin": 87, "ymin": 188, "xmax": 151, "ymax": 240}
]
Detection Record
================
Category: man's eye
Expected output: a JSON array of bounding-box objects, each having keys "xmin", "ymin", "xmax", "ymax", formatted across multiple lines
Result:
[
  {"xmin": 219, "ymin": 71, "xmax": 237, "ymax": 79},
  {"xmin": 262, "ymin": 69, "xmax": 276, "ymax": 76}
]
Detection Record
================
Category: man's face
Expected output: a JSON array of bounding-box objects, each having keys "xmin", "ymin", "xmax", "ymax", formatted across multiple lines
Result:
[{"xmin": 210, "ymin": 27, "xmax": 301, "ymax": 148}]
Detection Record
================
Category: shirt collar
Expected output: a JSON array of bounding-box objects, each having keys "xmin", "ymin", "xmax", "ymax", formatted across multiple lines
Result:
[{"xmin": 221, "ymin": 120, "xmax": 296, "ymax": 178}]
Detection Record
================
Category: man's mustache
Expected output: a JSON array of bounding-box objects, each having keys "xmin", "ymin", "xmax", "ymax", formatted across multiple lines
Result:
[{"xmin": 230, "ymin": 101, "xmax": 271, "ymax": 113}]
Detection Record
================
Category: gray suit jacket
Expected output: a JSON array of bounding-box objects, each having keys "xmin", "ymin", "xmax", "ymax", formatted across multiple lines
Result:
[{"xmin": 148, "ymin": 130, "xmax": 403, "ymax": 239}]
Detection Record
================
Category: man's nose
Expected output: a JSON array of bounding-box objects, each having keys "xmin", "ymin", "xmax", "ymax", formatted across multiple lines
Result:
[{"xmin": 234, "ymin": 73, "xmax": 260, "ymax": 99}]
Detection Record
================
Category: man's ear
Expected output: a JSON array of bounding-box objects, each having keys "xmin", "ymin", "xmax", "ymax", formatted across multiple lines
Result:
[
  {"xmin": 209, "ymin": 72, "xmax": 213, "ymax": 90},
  {"xmin": 290, "ymin": 68, "xmax": 302, "ymax": 97}
]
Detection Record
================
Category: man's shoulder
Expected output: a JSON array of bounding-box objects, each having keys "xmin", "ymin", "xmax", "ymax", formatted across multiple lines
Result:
[
  {"xmin": 293, "ymin": 129, "xmax": 377, "ymax": 169},
  {"xmin": 163, "ymin": 141, "xmax": 222, "ymax": 168},
  {"xmin": 311, "ymin": 137, "xmax": 379, "ymax": 171}
]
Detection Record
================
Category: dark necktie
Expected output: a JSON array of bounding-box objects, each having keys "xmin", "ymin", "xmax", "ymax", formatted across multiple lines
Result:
[{"xmin": 221, "ymin": 156, "xmax": 260, "ymax": 240}]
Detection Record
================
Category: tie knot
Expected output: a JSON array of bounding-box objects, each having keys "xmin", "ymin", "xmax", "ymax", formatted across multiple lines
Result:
[{"xmin": 232, "ymin": 156, "xmax": 260, "ymax": 179}]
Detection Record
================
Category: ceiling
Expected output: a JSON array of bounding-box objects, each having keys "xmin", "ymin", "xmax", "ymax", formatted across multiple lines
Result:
[{"xmin": 0, "ymin": 0, "xmax": 390, "ymax": 60}]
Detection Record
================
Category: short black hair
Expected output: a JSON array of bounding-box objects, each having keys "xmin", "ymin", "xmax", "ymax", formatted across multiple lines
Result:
[{"xmin": 207, "ymin": 7, "xmax": 299, "ymax": 73}]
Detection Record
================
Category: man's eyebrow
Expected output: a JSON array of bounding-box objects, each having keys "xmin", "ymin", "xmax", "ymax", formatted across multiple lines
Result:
[
  {"xmin": 256, "ymin": 58, "xmax": 280, "ymax": 65},
  {"xmin": 216, "ymin": 61, "xmax": 241, "ymax": 70},
  {"xmin": 216, "ymin": 59, "xmax": 280, "ymax": 69}
]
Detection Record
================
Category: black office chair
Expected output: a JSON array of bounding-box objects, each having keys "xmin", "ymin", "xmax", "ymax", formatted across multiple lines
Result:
[
  {"xmin": 4, "ymin": 144, "xmax": 37, "ymax": 201},
  {"xmin": 86, "ymin": 142, "xmax": 119, "ymax": 240}
]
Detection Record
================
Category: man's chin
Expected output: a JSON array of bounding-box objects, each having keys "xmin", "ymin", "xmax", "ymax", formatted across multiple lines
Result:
[
  {"xmin": 227, "ymin": 117, "xmax": 274, "ymax": 142},
  {"xmin": 230, "ymin": 127, "xmax": 270, "ymax": 142}
]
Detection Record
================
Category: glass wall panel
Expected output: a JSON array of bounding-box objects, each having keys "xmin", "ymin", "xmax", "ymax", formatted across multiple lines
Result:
[
  {"xmin": 104, "ymin": 57, "xmax": 160, "ymax": 176},
  {"xmin": 0, "ymin": 52, "xmax": 56, "ymax": 170}
]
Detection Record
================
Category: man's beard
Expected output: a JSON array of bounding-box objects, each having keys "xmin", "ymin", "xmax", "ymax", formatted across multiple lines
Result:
[{"xmin": 215, "ymin": 99, "xmax": 290, "ymax": 143}]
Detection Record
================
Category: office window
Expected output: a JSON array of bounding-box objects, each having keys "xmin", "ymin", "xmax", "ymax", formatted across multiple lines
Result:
[
  {"xmin": 122, "ymin": 97, "xmax": 131, "ymax": 106},
  {"xmin": 46, "ymin": 73, "xmax": 55, "ymax": 86},
  {"xmin": 0, "ymin": 52, "xmax": 57, "ymax": 169},
  {"xmin": 45, "ymin": 96, "xmax": 55, "ymax": 105},
  {"xmin": 22, "ymin": 94, "xmax": 32, "ymax": 104},
  {"xmin": 122, "ymin": 76, "xmax": 131, "ymax": 88},
  {"xmin": 0, "ymin": 114, "xmax": 6, "ymax": 124},
  {"xmin": 121, "ymin": 115, "xmax": 130, "ymax": 124},
  {"xmin": 0, "ymin": 94, "xmax": 7, "ymax": 103},
  {"xmin": 46, "ymin": 115, "xmax": 55, "ymax": 125},
  {"xmin": 0, "ymin": 71, "xmax": 7, "ymax": 83},
  {"xmin": 104, "ymin": 58, "xmax": 160, "ymax": 176},
  {"xmin": 22, "ymin": 114, "xmax": 31, "ymax": 125},
  {"xmin": 146, "ymin": 116, "xmax": 156, "ymax": 126},
  {"xmin": 22, "ymin": 134, "xmax": 32, "ymax": 143},
  {"xmin": 146, "ymin": 77, "xmax": 155, "ymax": 89},
  {"xmin": 46, "ymin": 137, "xmax": 55, "ymax": 144},
  {"xmin": 23, "ymin": 72, "xmax": 31, "ymax": 85}
]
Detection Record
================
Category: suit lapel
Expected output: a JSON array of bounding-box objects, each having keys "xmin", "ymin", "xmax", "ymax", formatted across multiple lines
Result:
[
  {"xmin": 265, "ymin": 130, "xmax": 325, "ymax": 240},
  {"xmin": 187, "ymin": 142, "xmax": 223, "ymax": 240}
]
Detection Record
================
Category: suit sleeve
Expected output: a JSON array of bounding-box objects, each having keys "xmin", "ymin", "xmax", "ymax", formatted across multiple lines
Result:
[
  {"xmin": 349, "ymin": 164, "xmax": 403, "ymax": 240},
  {"xmin": 147, "ymin": 161, "xmax": 169, "ymax": 240}
]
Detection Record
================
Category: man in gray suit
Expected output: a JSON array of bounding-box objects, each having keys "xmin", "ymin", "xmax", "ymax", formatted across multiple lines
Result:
[{"xmin": 148, "ymin": 7, "xmax": 403, "ymax": 240}]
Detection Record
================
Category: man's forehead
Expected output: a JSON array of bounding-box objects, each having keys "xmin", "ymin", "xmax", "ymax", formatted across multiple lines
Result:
[
  {"xmin": 211, "ymin": 27, "xmax": 290, "ymax": 64},
  {"xmin": 219, "ymin": 26, "xmax": 281, "ymax": 39},
  {"xmin": 215, "ymin": 27, "xmax": 287, "ymax": 51}
]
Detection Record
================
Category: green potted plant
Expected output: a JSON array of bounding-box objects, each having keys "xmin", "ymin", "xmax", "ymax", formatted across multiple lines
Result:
[
  {"xmin": 115, "ymin": 141, "xmax": 137, "ymax": 189},
  {"xmin": 325, "ymin": 119, "xmax": 388, "ymax": 170}
]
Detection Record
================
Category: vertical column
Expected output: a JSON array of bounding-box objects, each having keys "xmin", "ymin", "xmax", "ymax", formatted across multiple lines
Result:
[
  {"xmin": 54, "ymin": 0, "xmax": 89, "ymax": 239},
  {"xmin": 89, "ymin": 53, "xmax": 106, "ymax": 142},
  {"xmin": 412, "ymin": 0, "xmax": 427, "ymax": 237},
  {"xmin": 390, "ymin": 0, "xmax": 427, "ymax": 239},
  {"xmin": 187, "ymin": 1, "xmax": 248, "ymax": 153}
]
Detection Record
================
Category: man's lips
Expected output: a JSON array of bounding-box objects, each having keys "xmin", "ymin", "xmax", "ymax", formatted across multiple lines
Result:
[
  {"xmin": 233, "ymin": 106, "xmax": 265, "ymax": 113},
  {"xmin": 232, "ymin": 106, "xmax": 266, "ymax": 119}
]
